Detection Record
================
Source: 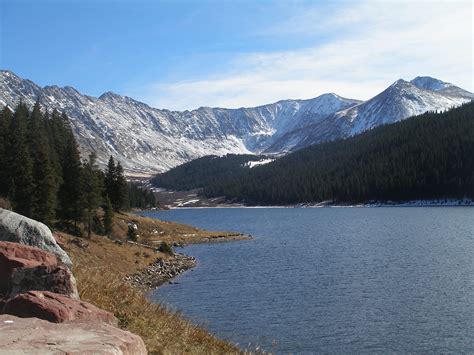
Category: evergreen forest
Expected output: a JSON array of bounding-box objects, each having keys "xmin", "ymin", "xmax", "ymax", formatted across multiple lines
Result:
[{"xmin": 0, "ymin": 102, "xmax": 157, "ymax": 235}]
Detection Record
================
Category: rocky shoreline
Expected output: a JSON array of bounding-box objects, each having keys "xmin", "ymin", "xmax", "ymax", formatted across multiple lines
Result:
[
  {"xmin": 125, "ymin": 252, "xmax": 197, "ymax": 291},
  {"xmin": 124, "ymin": 230, "xmax": 251, "ymax": 292}
]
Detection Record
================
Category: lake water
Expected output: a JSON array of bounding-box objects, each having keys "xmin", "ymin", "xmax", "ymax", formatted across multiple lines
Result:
[{"xmin": 140, "ymin": 207, "xmax": 474, "ymax": 353}]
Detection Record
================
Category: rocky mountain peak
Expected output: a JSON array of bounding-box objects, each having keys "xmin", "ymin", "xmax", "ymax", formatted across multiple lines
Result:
[
  {"xmin": 1, "ymin": 70, "xmax": 471, "ymax": 176},
  {"xmin": 99, "ymin": 91, "xmax": 123, "ymax": 101},
  {"xmin": 410, "ymin": 76, "xmax": 451, "ymax": 91}
]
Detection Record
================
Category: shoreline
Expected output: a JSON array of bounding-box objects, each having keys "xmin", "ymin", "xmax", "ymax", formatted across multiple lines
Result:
[
  {"xmin": 65, "ymin": 237, "xmax": 240, "ymax": 353},
  {"xmin": 62, "ymin": 212, "xmax": 247, "ymax": 353},
  {"xmin": 131, "ymin": 199, "xmax": 472, "ymax": 289},
  {"xmin": 161, "ymin": 200, "xmax": 474, "ymax": 212},
  {"xmin": 123, "ymin": 225, "xmax": 251, "ymax": 292},
  {"xmin": 160, "ymin": 198, "xmax": 474, "ymax": 209},
  {"xmin": 153, "ymin": 187, "xmax": 473, "ymax": 209},
  {"xmin": 124, "ymin": 252, "xmax": 197, "ymax": 292}
]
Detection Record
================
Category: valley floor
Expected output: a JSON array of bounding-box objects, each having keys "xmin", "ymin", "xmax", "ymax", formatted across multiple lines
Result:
[
  {"xmin": 154, "ymin": 189, "xmax": 474, "ymax": 209},
  {"xmin": 153, "ymin": 188, "xmax": 242, "ymax": 208}
]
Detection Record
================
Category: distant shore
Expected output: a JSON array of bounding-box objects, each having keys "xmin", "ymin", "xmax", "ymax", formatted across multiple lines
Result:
[
  {"xmin": 295, "ymin": 198, "xmax": 474, "ymax": 208},
  {"xmin": 160, "ymin": 198, "xmax": 474, "ymax": 209},
  {"xmin": 153, "ymin": 187, "xmax": 473, "ymax": 209}
]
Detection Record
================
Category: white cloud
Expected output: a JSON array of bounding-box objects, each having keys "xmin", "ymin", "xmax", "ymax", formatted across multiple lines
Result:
[{"xmin": 133, "ymin": 0, "xmax": 473, "ymax": 111}]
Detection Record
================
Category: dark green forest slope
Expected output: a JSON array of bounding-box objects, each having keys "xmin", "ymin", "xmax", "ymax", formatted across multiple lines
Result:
[
  {"xmin": 0, "ymin": 102, "xmax": 157, "ymax": 235},
  {"xmin": 151, "ymin": 154, "xmax": 264, "ymax": 191},
  {"xmin": 152, "ymin": 102, "xmax": 474, "ymax": 204}
]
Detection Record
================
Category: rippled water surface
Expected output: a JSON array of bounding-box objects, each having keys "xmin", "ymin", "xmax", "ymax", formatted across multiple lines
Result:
[{"xmin": 140, "ymin": 207, "xmax": 474, "ymax": 353}]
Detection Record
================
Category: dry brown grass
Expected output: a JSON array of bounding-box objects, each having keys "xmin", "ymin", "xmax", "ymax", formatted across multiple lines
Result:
[
  {"xmin": 61, "ymin": 213, "xmax": 241, "ymax": 354},
  {"xmin": 74, "ymin": 263, "xmax": 238, "ymax": 354},
  {"xmin": 112, "ymin": 212, "xmax": 249, "ymax": 246}
]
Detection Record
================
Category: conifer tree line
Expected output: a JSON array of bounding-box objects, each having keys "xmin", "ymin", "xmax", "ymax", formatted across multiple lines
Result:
[
  {"xmin": 151, "ymin": 154, "xmax": 264, "ymax": 191},
  {"xmin": 153, "ymin": 102, "xmax": 474, "ymax": 204},
  {"xmin": 0, "ymin": 102, "xmax": 158, "ymax": 235},
  {"xmin": 128, "ymin": 182, "xmax": 157, "ymax": 209}
]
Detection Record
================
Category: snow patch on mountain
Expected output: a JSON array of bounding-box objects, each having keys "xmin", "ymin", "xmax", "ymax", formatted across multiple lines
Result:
[
  {"xmin": 410, "ymin": 76, "xmax": 451, "ymax": 91},
  {"xmin": 0, "ymin": 70, "xmax": 359, "ymax": 175},
  {"xmin": 1, "ymin": 71, "xmax": 472, "ymax": 175},
  {"xmin": 244, "ymin": 158, "xmax": 275, "ymax": 168},
  {"xmin": 264, "ymin": 77, "xmax": 473, "ymax": 154}
]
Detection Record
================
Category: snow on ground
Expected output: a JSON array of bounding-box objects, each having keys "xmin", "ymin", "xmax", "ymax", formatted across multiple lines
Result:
[
  {"xmin": 176, "ymin": 199, "xmax": 201, "ymax": 207},
  {"xmin": 245, "ymin": 158, "xmax": 275, "ymax": 168},
  {"xmin": 364, "ymin": 199, "xmax": 474, "ymax": 207},
  {"xmin": 298, "ymin": 198, "xmax": 474, "ymax": 208}
]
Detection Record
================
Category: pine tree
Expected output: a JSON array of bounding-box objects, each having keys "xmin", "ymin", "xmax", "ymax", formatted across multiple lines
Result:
[
  {"xmin": 104, "ymin": 155, "xmax": 116, "ymax": 201},
  {"xmin": 7, "ymin": 103, "xmax": 34, "ymax": 216},
  {"xmin": 43, "ymin": 110, "xmax": 63, "ymax": 189},
  {"xmin": 82, "ymin": 153, "xmax": 101, "ymax": 238},
  {"xmin": 31, "ymin": 149, "xmax": 57, "ymax": 225},
  {"xmin": 103, "ymin": 196, "xmax": 114, "ymax": 236},
  {"xmin": 114, "ymin": 162, "xmax": 128, "ymax": 211},
  {"xmin": 104, "ymin": 156, "xmax": 128, "ymax": 212},
  {"xmin": 0, "ymin": 106, "xmax": 13, "ymax": 196},
  {"xmin": 28, "ymin": 102, "xmax": 58, "ymax": 225},
  {"xmin": 57, "ymin": 129, "xmax": 83, "ymax": 228},
  {"xmin": 48, "ymin": 110, "xmax": 69, "ymax": 169}
]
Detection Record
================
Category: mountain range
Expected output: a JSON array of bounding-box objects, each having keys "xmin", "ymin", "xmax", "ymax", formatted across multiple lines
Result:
[
  {"xmin": 153, "ymin": 102, "xmax": 474, "ymax": 204},
  {"xmin": 1, "ymin": 70, "xmax": 472, "ymax": 176}
]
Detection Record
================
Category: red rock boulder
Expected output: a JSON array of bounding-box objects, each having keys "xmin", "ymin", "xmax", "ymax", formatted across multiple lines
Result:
[
  {"xmin": 0, "ymin": 315, "xmax": 147, "ymax": 355},
  {"xmin": 2, "ymin": 291, "xmax": 118, "ymax": 326},
  {"xmin": 8, "ymin": 264, "xmax": 79, "ymax": 299},
  {"xmin": 0, "ymin": 241, "xmax": 79, "ymax": 299},
  {"xmin": 0, "ymin": 241, "xmax": 58, "ymax": 297}
]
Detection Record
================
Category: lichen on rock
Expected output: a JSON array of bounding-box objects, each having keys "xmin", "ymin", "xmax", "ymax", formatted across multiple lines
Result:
[{"xmin": 0, "ymin": 208, "xmax": 72, "ymax": 268}]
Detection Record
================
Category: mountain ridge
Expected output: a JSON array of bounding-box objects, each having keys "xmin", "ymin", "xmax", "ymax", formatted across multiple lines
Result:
[
  {"xmin": 153, "ymin": 102, "xmax": 474, "ymax": 204},
  {"xmin": 265, "ymin": 78, "xmax": 473, "ymax": 153},
  {"xmin": 1, "ymin": 70, "xmax": 472, "ymax": 175}
]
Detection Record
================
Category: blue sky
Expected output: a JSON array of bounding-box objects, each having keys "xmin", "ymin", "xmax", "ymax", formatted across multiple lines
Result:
[{"xmin": 1, "ymin": 0, "xmax": 472, "ymax": 110}]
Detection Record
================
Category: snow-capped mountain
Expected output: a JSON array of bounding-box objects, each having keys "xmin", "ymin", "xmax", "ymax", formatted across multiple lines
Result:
[
  {"xmin": 0, "ymin": 70, "xmax": 359, "ymax": 174},
  {"xmin": 0, "ymin": 70, "xmax": 472, "ymax": 175},
  {"xmin": 265, "ymin": 77, "xmax": 473, "ymax": 153},
  {"xmin": 410, "ymin": 76, "xmax": 452, "ymax": 91}
]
